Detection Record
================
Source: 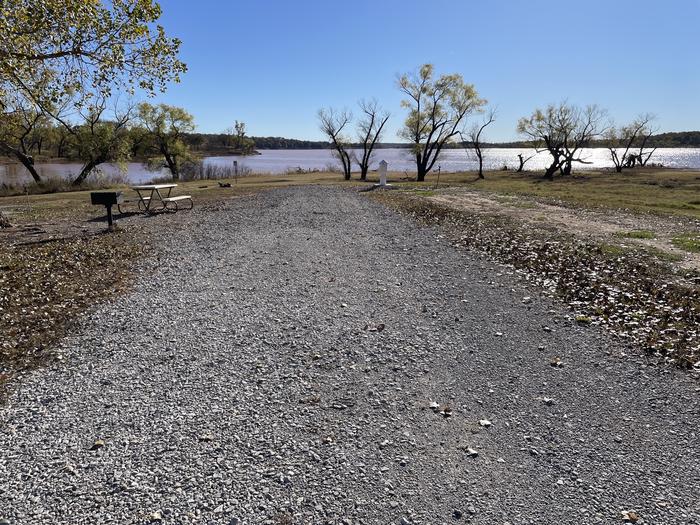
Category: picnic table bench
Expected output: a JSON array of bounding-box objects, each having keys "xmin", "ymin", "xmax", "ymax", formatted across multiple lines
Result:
[{"xmin": 117, "ymin": 184, "xmax": 193, "ymax": 214}]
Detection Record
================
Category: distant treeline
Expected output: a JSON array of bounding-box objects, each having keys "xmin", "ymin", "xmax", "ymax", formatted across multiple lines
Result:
[
  {"xmin": 645, "ymin": 131, "xmax": 700, "ymax": 147},
  {"xmin": 181, "ymin": 131, "xmax": 700, "ymax": 152},
  {"xmin": 181, "ymin": 133, "xmax": 331, "ymax": 152},
  {"xmin": 181, "ymin": 133, "xmax": 418, "ymax": 151}
]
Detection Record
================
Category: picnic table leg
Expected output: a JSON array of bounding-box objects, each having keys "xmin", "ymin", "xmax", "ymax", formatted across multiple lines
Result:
[
  {"xmin": 136, "ymin": 189, "xmax": 148, "ymax": 213},
  {"xmin": 162, "ymin": 187, "xmax": 174, "ymax": 211},
  {"xmin": 155, "ymin": 188, "xmax": 167, "ymax": 211}
]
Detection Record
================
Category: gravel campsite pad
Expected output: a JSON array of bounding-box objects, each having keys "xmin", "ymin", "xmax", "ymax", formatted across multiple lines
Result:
[{"xmin": 1, "ymin": 187, "xmax": 698, "ymax": 524}]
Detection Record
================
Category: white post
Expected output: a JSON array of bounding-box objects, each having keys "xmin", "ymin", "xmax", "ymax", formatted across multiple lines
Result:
[{"xmin": 378, "ymin": 160, "xmax": 388, "ymax": 186}]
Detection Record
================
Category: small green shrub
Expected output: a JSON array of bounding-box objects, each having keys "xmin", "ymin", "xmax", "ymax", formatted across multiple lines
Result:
[
  {"xmin": 616, "ymin": 229, "xmax": 656, "ymax": 239},
  {"xmin": 671, "ymin": 234, "xmax": 700, "ymax": 253},
  {"xmin": 599, "ymin": 243, "xmax": 627, "ymax": 256}
]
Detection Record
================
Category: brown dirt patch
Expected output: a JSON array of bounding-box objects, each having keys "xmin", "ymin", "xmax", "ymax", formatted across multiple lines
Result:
[{"xmin": 428, "ymin": 189, "xmax": 700, "ymax": 270}]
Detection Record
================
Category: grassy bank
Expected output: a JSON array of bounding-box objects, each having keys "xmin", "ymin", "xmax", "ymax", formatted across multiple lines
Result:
[
  {"xmin": 402, "ymin": 168, "xmax": 700, "ymax": 219},
  {"xmin": 4, "ymin": 167, "xmax": 700, "ymax": 217}
]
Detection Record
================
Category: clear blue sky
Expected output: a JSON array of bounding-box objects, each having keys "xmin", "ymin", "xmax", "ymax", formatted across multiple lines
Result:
[{"xmin": 155, "ymin": 0, "xmax": 700, "ymax": 142}]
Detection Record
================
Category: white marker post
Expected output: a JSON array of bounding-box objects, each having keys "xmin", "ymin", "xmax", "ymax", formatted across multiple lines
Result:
[{"xmin": 378, "ymin": 160, "xmax": 388, "ymax": 186}]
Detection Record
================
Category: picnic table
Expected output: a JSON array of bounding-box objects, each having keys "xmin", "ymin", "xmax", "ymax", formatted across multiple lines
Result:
[{"xmin": 118, "ymin": 184, "xmax": 193, "ymax": 214}]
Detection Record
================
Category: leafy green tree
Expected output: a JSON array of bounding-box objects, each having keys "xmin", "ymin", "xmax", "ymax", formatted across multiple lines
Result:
[
  {"xmin": 224, "ymin": 120, "xmax": 255, "ymax": 153},
  {"xmin": 68, "ymin": 99, "xmax": 134, "ymax": 185},
  {"xmin": 138, "ymin": 102, "xmax": 195, "ymax": 180},
  {"xmin": 46, "ymin": 122, "xmax": 74, "ymax": 158},
  {"xmin": 0, "ymin": 0, "xmax": 186, "ymax": 112},
  {"xmin": 127, "ymin": 124, "xmax": 153, "ymax": 159},
  {"xmin": 398, "ymin": 64, "xmax": 485, "ymax": 181},
  {"xmin": 0, "ymin": 93, "xmax": 45, "ymax": 182}
]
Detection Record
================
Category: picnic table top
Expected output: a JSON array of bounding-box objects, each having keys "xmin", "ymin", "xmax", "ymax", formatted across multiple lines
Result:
[{"xmin": 131, "ymin": 184, "xmax": 178, "ymax": 190}]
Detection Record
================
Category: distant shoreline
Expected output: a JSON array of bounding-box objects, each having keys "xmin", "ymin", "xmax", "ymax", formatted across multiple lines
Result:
[{"xmin": 4, "ymin": 144, "xmax": 700, "ymax": 168}]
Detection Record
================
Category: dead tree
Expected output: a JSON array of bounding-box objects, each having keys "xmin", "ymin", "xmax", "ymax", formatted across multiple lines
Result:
[
  {"xmin": 516, "ymin": 152, "xmax": 535, "ymax": 172},
  {"xmin": 356, "ymin": 99, "xmax": 389, "ymax": 181},
  {"xmin": 463, "ymin": 108, "xmax": 495, "ymax": 179},
  {"xmin": 318, "ymin": 107, "xmax": 352, "ymax": 180}
]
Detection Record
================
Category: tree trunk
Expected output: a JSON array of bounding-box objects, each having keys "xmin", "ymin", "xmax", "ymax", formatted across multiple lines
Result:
[
  {"xmin": 561, "ymin": 160, "xmax": 572, "ymax": 176},
  {"xmin": 416, "ymin": 152, "xmax": 427, "ymax": 182},
  {"xmin": 57, "ymin": 137, "xmax": 67, "ymax": 158},
  {"xmin": 73, "ymin": 159, "xmax": 99, "ymax": 186},
  {"xmin": 342, "ymin": 152, "xmax": 351, "ymax": 181},
  {"xmin": 163, "ymin": 151, "xmax": 179, "ymax": 180},
  {"xmin": 641, "ymin": 149, "xmax": 656, "ymax": 166},
  {"xmin": 1, "ymin": 143, "xmax": 42, "ymax": 183},
  {"xmin": 360, "ymin": 166, "xmax": 368, "ymax": 181},
  {"xmin": 543, "ymin": 163, "xmax": 558, "ymax": 181},
  {"xmin": 477, "ymin": 154, "xmax": 484, "ymax": 179},
  {"xmin": 19, "ymin": 152, "xmax": 41, "ymax": 183}
]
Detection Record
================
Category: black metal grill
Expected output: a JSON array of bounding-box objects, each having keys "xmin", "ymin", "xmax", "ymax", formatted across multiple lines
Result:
[{"xmin": 90, "ymin": 191, "xmax": 123, "ymax": 230}]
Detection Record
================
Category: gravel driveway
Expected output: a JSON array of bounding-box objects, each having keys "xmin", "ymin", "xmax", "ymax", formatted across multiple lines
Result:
[{"xmin": 1, "ymin": 186, "xmax": 698, "ymax": 525}]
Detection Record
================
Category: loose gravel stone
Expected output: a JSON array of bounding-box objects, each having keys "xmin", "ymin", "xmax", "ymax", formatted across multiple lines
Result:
[{"xmin": 0, "ymin": 187, "xmax": 698, "ymax": 524}]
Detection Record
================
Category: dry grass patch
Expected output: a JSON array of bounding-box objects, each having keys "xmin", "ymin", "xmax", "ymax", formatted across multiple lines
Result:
[
  {"xmin": 0, "ymin": 231, "xmax": 142, "ymax": 395},
  {"xmin": 406, "ymin": 168, "xmax": 700, "ymax": 219}
]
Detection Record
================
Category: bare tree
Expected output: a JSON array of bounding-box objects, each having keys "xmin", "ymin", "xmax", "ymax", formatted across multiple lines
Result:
[
  {"xmin": 637, "ymin": 115, "xmax": 659, "ymax": 166},
  {"xmin": 605, "ymin": 114, "xmax": 656, "ymax": 173},
  {"xmin": 516, "ymin": 152, "xmax": 535, "ymax": 172},
  {"xmin": 356, "ymin": 99, "xmax": 389, "ymax": 181},
  {"xmin": 517, "ymin": 102, "xmax": 607, "ymax": 180},
  {"xmin": 398, "ymin": 64, "xmax": 486, "ymax": 181},
  {"xmin": 462, "ymin": 108, "xmax": 496, "ymax": 179},
  {"xmin": 318, "ymin": 107, "xmax": 352, "ymax": 180}
]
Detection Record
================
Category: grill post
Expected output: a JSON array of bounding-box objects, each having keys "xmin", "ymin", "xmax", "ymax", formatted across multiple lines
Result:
[{"xmin": 106, "ymin": 204, "xmax": 114, "ymax": 231}]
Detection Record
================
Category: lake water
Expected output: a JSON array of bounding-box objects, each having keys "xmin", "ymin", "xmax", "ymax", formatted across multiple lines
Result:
[{"xmin": 2, "ymin": 147, "xmax": 700, "ymax": 185}]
